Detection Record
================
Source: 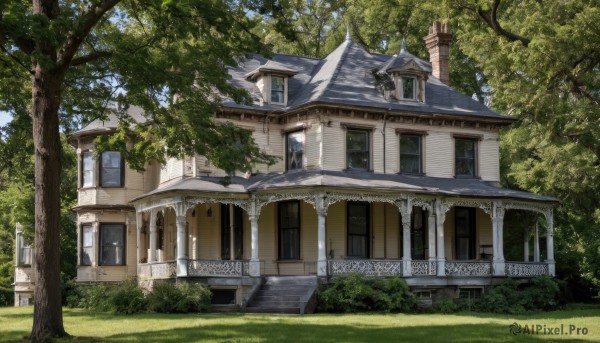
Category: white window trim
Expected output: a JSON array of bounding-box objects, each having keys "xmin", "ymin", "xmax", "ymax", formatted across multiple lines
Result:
[
  {"xmin": 398, "ymin": 76, "xmax": 417, "ymax": 100},
  {"xmin": 267, "ymin": 74, "xmax": 288, "ymax": 106}
]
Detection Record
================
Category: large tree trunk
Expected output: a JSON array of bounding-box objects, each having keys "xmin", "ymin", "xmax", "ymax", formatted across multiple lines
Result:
[{"xmin": 30, "ymin": 64, "xmax": 67, "ymax": 341}]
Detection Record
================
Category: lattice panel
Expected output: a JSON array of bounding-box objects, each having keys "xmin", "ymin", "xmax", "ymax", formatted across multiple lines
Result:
[
  {"xmin": 445, "ymin": 261, "xmax": 492, "ymax": 276},
  {"xmin": 505, "ymin": 262, "xmax": 549, "ymax": 277},
  {"xmin": 188, "ymin": 260, "xmax": 243, "ymax": 277},
  {"xmin": 411, "ymin": 260, "xmax": 437, "ymax": 276},
  {"xmin": 328, "ymin": 260, "xmax": 403, "ymax": 277},
  {"xmin": 149, "ymin": 262, "xmax": 177, "ymax": 279}
]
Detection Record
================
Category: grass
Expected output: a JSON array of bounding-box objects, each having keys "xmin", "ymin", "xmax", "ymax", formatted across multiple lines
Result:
[{"xmin": 1, "ymin": 306, "xmax": 599, "ymax": 342}]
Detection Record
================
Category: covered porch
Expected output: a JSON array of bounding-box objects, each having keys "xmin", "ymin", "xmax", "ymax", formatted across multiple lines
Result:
[{"xmin": 131, "ymin": 175, "xmax": 556, "ymax": 284}]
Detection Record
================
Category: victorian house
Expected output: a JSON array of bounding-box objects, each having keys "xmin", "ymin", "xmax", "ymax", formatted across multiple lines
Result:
[{"xmin": 15, "ymin": 22, "xmax": 557, "ymax": 311}]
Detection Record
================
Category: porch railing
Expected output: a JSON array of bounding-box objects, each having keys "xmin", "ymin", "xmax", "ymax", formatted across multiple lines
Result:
[
  {"xmin": 505, "ymin": 261, "xmax": 549, "ymax": 277},
  {"xmin": 411, "ymin": 260, "xmax": 437, "ymax": 276},
  {"xmin": 138, "ymin": 261, "xmax": 177, "ymax": 279},
  {"xmin": 188, "ymin": 259, "xmax": 248, "ymax": 277},
  {"xmin": 328, "ymin": 259, "xmax": 403, "ymax": 277},
  {"xmin": 445, "ymin": 261, "xmax": 492, "ymax": 277}
]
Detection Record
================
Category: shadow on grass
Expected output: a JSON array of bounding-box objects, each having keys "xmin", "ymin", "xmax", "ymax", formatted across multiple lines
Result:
[
  {"xmin": 450, "ymin": 309, "xmax": 600, "ymax": 320},
  {"xmin": 95, "ymin": 322, "xmax": 593, "ymax": 343}
]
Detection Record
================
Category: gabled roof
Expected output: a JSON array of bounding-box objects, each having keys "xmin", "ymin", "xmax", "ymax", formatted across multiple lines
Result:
[
  {"xmin": 244, "ymin": 60, "xmax": 299, "ymax": 80},
  {"xmin": 224, "ymin": 40, "xmax": 509, "ymax": 121},
  {"xmin": 378, "ymin": 39, "xmax": 431, "ymax": 74},
  {"xmin": 69, "ymin": 105, "xmax": 147, "ymax": 139}
]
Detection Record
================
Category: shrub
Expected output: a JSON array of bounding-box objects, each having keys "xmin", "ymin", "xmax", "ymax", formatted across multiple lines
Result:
[
  {"xmin": 474, "ymin": 276, "xmax": 559, "ymax": 314},
  {"xmin": 433, "ymin": 297, "xmax": 458, "ymax": 314},
  {"xmin": 147, "ymin": 282, "xmax": 211, "ymax": 313},
  {"xmin": 317, "ymin": 274, "xmax": 415, "ymax": 313},
  {"xmin": 108, "ymin": 280, "xmax": 147, "ymax": 314}
]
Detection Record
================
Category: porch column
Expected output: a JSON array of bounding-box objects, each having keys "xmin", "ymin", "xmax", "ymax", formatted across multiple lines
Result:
[
  {"xmin": 428, "ymin": 210, "xmax": 436, "ymax": 262},
  {"xmin": 401, "ymin": 202, "xmax": 412, "ymax": 277},
  {"xmin": 546, "ymin": 213, "xmax": 555, "ymax": 276},
  {"xmin": 175, "ymin": 204, "xmax": 188, "ymax": 277},
  {"xmin": 148, "ymin": 209, "xmax": 157, "ymax": 263},
  {"xmin": 523, "ymin": 227, "xmax": 530, "ymax": 262},
  {"xmin": 492, "ymin": 203, "xmax": 506, "ymax": 276},
  {"xmin": 316, "ymin": 194, "xmax": 328, "ymax": 277},
  {"xmin": 533, "ymin": 222, "xmax": 540, "ymax": 262},
  {"xmin": 249, "ymin": 213, "xmax": 260, "ymax": 276},
  {"xmin": 136, "ymin": 211, "xmax": 143, "ymax": 264},
  {"xmin": 435, "ymin": 199, "xmax": 446, "ymax": 276}
]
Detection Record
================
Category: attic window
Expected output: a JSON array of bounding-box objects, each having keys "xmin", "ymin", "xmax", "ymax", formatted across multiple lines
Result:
[
  {"xmin": 271, "ymin": 76, "xmax": 285, "ymax": 104},
  {"xmin": 399, "ymin": 77, "xmax": 416, "ymax": 100}
]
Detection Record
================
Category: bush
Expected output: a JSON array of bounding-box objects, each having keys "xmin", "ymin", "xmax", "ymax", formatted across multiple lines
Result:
[
  {"xmin": 0, "ymin": 286, "xmax": 13, "ymax": 307},
  {"xmin": 108, "ymin": 280, "xmax": 148, "ymax": 314},
  {"xmin": 474, "ymin": 276, "xmax": 559, "ymax": 314},
  {"xmin": 147, "ymin": 282, "xmax": 211, "ymax": 313},
  {"xmin": 433, "ymin": 297, "xmax": 458, "ymax": 314},
  {"xmin": 317, "ymin": 274, "xmax": 415, "ymax": 313}
]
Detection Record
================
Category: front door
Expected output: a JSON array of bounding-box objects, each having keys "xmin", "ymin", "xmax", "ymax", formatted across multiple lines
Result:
[{"xmin": 221, "ymin": 204, "xmax": 244, "ymax": 260}]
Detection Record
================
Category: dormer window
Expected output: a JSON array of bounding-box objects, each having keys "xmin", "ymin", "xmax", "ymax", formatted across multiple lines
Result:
[
  {"xmin": 244, "ymin": 60, "xmax": 298, "ymax": 106},
  {"xmin": 401, "ymin": 77, "xmax": 416, "ymax": 100},
  {"xmin": 271, "ymin": 76, "xmax": 285, "ymax": 104}
]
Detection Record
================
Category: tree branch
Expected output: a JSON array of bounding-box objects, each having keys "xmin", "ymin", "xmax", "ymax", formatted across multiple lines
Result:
[
  {"xmin": 0, "ymin": 45, "xmax": 33, "ymax": 74},
  {"xmin": 477, "ymin": 0, "xmax": 531, "ymax": 47},
  {"xmin": 57, "ymin": 0, "xmax": 121, "ymax": 70},
  {"xmin": 71, "ymin": 51, "xmax": 112, "ymax": 66}
]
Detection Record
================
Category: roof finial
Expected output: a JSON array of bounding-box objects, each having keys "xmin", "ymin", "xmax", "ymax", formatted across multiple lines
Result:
[
  {"xmin": 345, "ymin": 22, "xmax": 351, "ymax": 42},
  {"xmin": 400, "ymin": 33, "xmax": 407, "ymax": 53}
]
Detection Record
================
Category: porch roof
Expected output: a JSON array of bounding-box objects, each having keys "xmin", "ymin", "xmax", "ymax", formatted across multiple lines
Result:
[
  {"xmin": 247, "ymin": 170, "xmax": 558, "ymax": 203},
  {"xmin": 133, "ymin": 170, "xmax": 557, "ymax": 204}
]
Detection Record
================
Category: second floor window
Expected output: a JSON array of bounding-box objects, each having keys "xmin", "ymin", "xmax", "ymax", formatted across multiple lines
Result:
[
  {"xmin": 271, "ymin": 76, "xmax": 285, "ymax": 104},
  {"xmin": 81, "ymin": 152, "xmax": 94, "ymax": 187},
  {"xmin": 16, "ymin": 231, "xmax": 32, "ymax": 266},
  {"xmin": 100, "ymin": 151, "xmax": 123, "ymax": 187},
  {"xmin": 346, "ymin": 129, "xmax": 369, "ymax": 170},
  {"xmin": 455, "ymin": 138, "xmax": 477, "ymax": 177},
  {"xmin": 286, "ymin": 131, "xmax": 304, "ymax": 170},
  {"xmin": 399, "ymin": 134, "xmax": 422, "ymax": 174}
]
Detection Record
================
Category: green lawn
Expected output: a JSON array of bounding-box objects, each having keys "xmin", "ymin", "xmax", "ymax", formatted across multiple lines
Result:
[{"xmin": 1, "ymin": 306, "xmax": 599, "ymax": 342}]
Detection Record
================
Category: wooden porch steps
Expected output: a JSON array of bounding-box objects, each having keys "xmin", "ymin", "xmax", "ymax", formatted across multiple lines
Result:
[{"xmin": 244, "ymin": 276, "xmax": 318, "ymax": 314}]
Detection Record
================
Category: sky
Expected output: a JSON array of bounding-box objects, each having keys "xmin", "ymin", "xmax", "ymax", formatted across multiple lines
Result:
[{"xmin": 0, "ymin": 111, "xmax": 12, "ymax": 127}]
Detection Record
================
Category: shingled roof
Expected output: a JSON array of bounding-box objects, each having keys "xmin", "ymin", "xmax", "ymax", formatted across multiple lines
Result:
[{"xmin": 224, "ymin": 39, "xmax": 510, "ymax": 121}]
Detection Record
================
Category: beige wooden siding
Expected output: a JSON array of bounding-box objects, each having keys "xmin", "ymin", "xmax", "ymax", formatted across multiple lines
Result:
[
  {"xmin": 159, "ymin": 157, "xmax": 184, "ymax": 183},
  {"xmin": 372, "ymin": 203, "xmax": 385, "ymax": 258},
  {"xmin": 426, "ymin": 131, "xmax": 453, "ymax": 177},
  {"xmin": 372, "ymin": 129, "xmax": 384, "ymax": 173},
  {"xmin": 264, "ymin": 123, "xmax": 284, "ymax": 173},
  {"xmin": 305, "ymin": 124, "xmax": 321, "ymax": 170},
  {"xmin": 322, "ymin": 125, "xmax": 346, "ymax": 171},
  {"xmin": 479, "ymin": 134, "xmax": 500, "ymax": 181},
  {"xmin": 477, "ymin": 208, "xmax": 493, "ymax": 247},
  {"xmin": 385, "ymin": 127, "xmax": 399, "ymax": 173},
  {"xmin": 258, "ymin": 203, "xmax": 277, "ymax": 275},
  {"xmin": 197, "ymin": 204, "xmax": 220, "ymax": 260},
  {"xmin": 326, "ymin": 201, "xmax": 346, "ymax": 258},
  {"xmin": 301, "ymin": 202, "xmax": 318, "ymax": 263},
  {"xmin": 384, "ymin": 203, "xmax": 400, "ymax": 258},
  {"xmin": 444, "ymin": 207, "xmax": 454, "ymax": 259}
]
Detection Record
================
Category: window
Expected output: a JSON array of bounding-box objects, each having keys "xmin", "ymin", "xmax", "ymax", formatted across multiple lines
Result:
[
  {"xmin": 221, "ymin": 204, "xmax": 244, "ymax": 260},
  {"xmin": 16, "ymin": 231, "xmax": 32, "ymax": 266},
  {"xmin": 347, "ymin": 202, "xmax": 370, "ymax": 258},
  {"xmin": 454, "ymin": 207, "xmax": 476, "ymax": 260},
  {"xmin": 410, "ymin": 207, "xmax": 428, "ymax": 260},
  {"xmin": 271, "ymin": 76, "xmax": 285, "ymax": 104},
  {"xmin": 286, "ymin": 131, "xmax": 304, "ymax": 170},
  {"xmin": 278, "ymin": 201, "xmax": 300, "ymax": 260},
  {"xmin": 455, "ymin": 138, "xmax": 477, "ymax": 177},
  {"xmin": 401, "ymin": 77, "xmax": 416, "ymax": 99},
  {"xmin": 81, "ymin": 224, "xmax": 93, "ymax": 266},
  {"xmin": 81, "ymin": 151, "xmax": 94, "ymax": 187},
  {"xmin": 459, "ymin": 287, "xmax": 483, "ymax": 299},
  {"xmin": 399, "ymin": 134, "xmax": 422, "ymax": 174},
  {"xmin": 100, "ymin": 151, "xmax": 123, "ymax": 187},
  {"xmin": 346, "ymin": 129, "xmax": 370, "ymax": 170},
  {"xmin": 100, "ymin": 224, "xmax": 125, "ymax": 265},
  {"xmin": 156, "ymin": 212, "xmax": 164, "ymax": 251}
]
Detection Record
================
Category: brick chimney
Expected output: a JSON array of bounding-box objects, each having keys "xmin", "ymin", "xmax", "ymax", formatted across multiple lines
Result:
[{"xmin": 423, "ymin": 21, "xmax": 452, "ymax": 85}]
